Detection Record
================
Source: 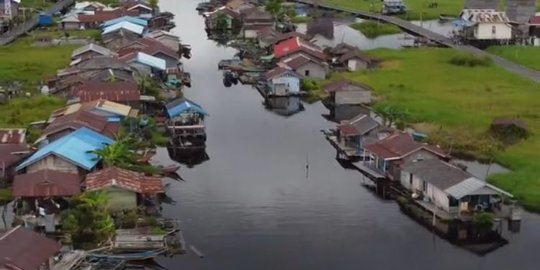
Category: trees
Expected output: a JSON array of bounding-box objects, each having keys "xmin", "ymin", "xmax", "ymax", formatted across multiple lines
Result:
[
  {"xmin": 265, "ymin": 0, "xmax": 283, "ymax": 18},
  {"xmin": 149, "ymin": 0, "xmax": 159, "ymax": 9},
  {"xmin": 91, "ymin": 135, "xmax": 138, "ymax": 168},
  {"xmin": 374, "ymin": 104, "xmax": 409, "ymax": 129},
  {"xmin": 62, "ymin": 191, "xmax": 115, "ymax": 248}
]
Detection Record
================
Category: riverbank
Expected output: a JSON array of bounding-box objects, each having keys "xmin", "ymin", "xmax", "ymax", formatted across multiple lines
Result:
[
  {"xmin": 323, "ymin": 0, "xmax": 540, "ymax": 20},
  {"xmin": 350, "ymin": 21, "xmax": 401, "ymax": 38},
  {"xmin": 487, "ymin": 46, "xmax": 540, "ymax": 71},
  {"xmin": 328, "ymin": 47, "xmax": 540, "ymax": 210}
]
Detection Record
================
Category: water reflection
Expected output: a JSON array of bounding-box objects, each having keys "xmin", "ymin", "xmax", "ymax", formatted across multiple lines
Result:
[
  {"xmin": 264, "ymin": 96, "xmax": 305, "ymax": 117},
  {"xmin": 167, "ymin": 147, "xmax": 210, "ymax": 168}
]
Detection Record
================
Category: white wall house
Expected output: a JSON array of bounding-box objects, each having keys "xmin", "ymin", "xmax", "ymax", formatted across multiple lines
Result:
[
  {"xmin": 264, "ymin": 67, "xmax": 301, "ymax": 96},
  {"xmin": 460, "ymin": 9, "xmax": 513, "ymax": 40}
]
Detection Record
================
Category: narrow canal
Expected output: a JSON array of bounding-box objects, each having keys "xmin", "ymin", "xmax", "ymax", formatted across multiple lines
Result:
[{"xmin": 157, "ymin": 1, "xmax": 540, "ymax": 269}]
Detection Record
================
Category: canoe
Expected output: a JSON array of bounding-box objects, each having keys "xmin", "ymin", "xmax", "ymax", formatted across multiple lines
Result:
[{"xmin": 88, "ymin": 249, "xmax": 167, "ymax": 261}]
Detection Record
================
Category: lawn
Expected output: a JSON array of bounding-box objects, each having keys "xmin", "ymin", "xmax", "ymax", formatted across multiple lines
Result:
[
  {"xmin": 332, "ymin": 48, "xmax": 540, "ymax": 210},
  {"xmin": 323, "ymin": 0, "xmax": 540, "ymax": 20},
  {"xmin": 487, "ymin": 46, "xmax": 540, "ymax": 71},
  {"xmin": 0, "ymin": 34, "xmax": 78, "ymax": 86},
  {"xmin": 0, "ymin": 95, "xmax": 64, "ymax": 127},
  {"xmin": 351, "ymin": 21, "xmax": 402, "ymax": 38}
]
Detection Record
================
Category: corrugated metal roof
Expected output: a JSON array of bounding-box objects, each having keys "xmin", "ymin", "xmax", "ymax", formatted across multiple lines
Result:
[
  {"xmin": 84, "ymin": 99, "xmax": 134, "ymax": 117},
  {"xmin": 101, "ymin": 16, "xmax": 148, "ymax": 28},
  {"xmin": 445, "ymin": 177, "xmax": 487, "ymax": 199},
  {"xmin": 0, "ymin": 128, "xmax": 26, "ymax": 144},
  {"xmin": 102, "ymin": 21, "xmax": 145, "ymax": 35},
  {"xmin": 13, "ymin": 170, "xmax": 81, "ymax": 197},
  {"xmin": 132, "ymin": 52, "xmax": 166, "ymax": 70},
  {"xmin": 85, "ymin": 166, "xmax": 164, "ymax": 194},
  {"xmin": 0, "ymin": 226, "xmax": 61, "ymax": 270},
  {"xmin": 72, "ymin": 43, "xmax": 114, "ymax": 58},
  {"xmin": 166, "ymin": 98, "xmax": 208, "ymax": 118},
  {"xmin": 16, "ymin": 127, "xmax": 114, "ymax": 171}
]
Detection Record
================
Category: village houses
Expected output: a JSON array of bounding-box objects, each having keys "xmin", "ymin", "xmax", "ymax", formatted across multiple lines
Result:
[{"xmin": 263, "ymin": 67, "xmax": 302, "ymax": 96}]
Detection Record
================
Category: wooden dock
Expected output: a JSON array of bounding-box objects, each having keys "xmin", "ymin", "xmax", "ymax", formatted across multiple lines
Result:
[{"xmin": 325, "ymin": 134, "xmax": 366, "ymax": 160}]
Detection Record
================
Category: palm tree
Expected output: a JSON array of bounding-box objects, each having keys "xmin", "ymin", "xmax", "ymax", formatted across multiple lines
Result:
[{"xmin": 90, "ymin": 135, "xmax": 137, "ymax": 168}]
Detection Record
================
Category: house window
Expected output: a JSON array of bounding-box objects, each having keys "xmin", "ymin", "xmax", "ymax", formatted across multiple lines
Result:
[
  {"xmin": 305, "ymin": 70, "xmax": 310, "ymax": 77},
  {"xmin": 492, "ymin": 25, "xmax": 496, "ymax": 34},
  {"xmin": 449, "ymin": 196, "xmax": 459, "ymax": 207},
  {"xmin": 422, "ymin": 181, "xmax": 427, "ymax": 192},
  {"xmin": 409, "ymin": 173, "xmax": 413, "ymax": 186}
]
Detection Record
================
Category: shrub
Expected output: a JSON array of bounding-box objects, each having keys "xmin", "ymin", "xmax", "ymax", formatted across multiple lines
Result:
[
  {"xmin": 301, "ymin": 79, "xmax": 320, "ymax": 92},
  {"xmin": 449, "ymin": 53, "xmax": 492, "ymax": 67}
]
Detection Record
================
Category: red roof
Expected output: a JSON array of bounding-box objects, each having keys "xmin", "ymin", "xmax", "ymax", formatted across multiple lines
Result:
[
  {"xmin": 273, "ymin": 37, "xmax": 325, "ymax": 61},
  {"xmin": 272, "ymin": 31, "xmax": 310, "ymax": 45},
  {"xmin": 530, "ymin": 15, "xmax": 540, "ymax": 25},
  {"xmin": 70, "ymin": 80, "xmax": 140, "ymax": 103},
  {"xmin": 43, "ymin": 110, "xmax": 119, "ymax": 139},
  {"xmin": 13, "ymin": 170, "xmax": 81, "ymax": 197},
  {"xmin": 78, "ymin": 9, "xmax": 139, "ymax": 23},
  {"xmin": 85, "ymin": 167, "xmax": 164, "ymax": 194},
  {"xmin": 364, "ymin": 132, "xmax": 447, "ymax": 160},
  {"xmin": 337, "ymin": 124, "xmax": 358, "ymax": 136},
  {"xmin": 121, "ymin": 38, "xmax": 179, "ymax": 60},
  {"xmin": 0, "ymin": 226, "xmax": 61, "ymax": 270},
  {"xmin": 0, "ymin": 144, "xmax": 30, "ymax": 170},
  {"xmin": 0, "ymin": 128, "xmax": 26, "ymax": 144}
]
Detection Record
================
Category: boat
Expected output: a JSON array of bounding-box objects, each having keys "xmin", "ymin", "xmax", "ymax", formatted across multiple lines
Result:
[
  {"xmin": 218, "ymin": 59, "xmax": 242, "ymax": 69},
  {"xmin": 159, "ymin": 164, "xmax": 180, "ymax": 173},
  {"xmin": 88, "ymin": 249, "xmax": 167, "ymax": 261},
  {"xmin": 439, "ymin": 14, "xmax": 455, "ymax": 22}
]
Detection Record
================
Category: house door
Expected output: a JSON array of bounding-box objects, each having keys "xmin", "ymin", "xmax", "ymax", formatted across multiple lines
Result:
[{"xmin": 274, "ymin": 83, "xmax": 288, "ymax": 95}]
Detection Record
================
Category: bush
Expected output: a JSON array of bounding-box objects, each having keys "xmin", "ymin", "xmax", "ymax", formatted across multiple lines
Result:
[
  {"xmin": 301, "ymin": 79, "xmax": 320, "ymax": 92},
  {"xmin": 449, "ymin": 53, "xmax": 492, "ymax": 67},
  {"xmin": 472, "ymin": 212, "xmax": 495, "ymax": 234},
  {"xmin": 351, "ymin": 21, "xmax": 401, "ymax": 39}
]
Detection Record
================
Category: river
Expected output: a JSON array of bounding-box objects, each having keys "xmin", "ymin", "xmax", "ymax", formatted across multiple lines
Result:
[{"xmin": 156, "ymin": 1, "xmax": 540, "ymax": 269}]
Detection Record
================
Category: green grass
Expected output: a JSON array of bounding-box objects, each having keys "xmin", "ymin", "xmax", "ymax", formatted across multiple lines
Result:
[
  {"xmin": 0, "ymin": 96, "xmax": 65, "ymax": 127},
  {"xmin": 487, "ymin": 46, "xmax": 540, "ymax": 71},
  {"xmin": 351, "ymin": 21, "xmax": 401, "ymax": 38},
  {"xmin": 332, "ymin": 48, "xmax": 540, "ymax": 211},
  {"xmin": 0, "ymin": 35, "xmax": 77, "ymax": 87},
  {"xmin": 323, "ymin": 0, "xmax": 540, "ymax": 20},
  {"xmin": 291, "ymin": 16, "xmax": 314, "ymax": 23},
  {"xmin": 0, "ymin": 189, "xmax": 12, "ymax": 202}
]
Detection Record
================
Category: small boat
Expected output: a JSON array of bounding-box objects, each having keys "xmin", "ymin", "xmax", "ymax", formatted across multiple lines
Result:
[
  {"xmin": 438, "ymin": 14, "xmax": 455, "ymax": 22},
  {"xmin": 88, "ymin": 249, "xmax": 167, "ymax": 261},
  {"xmin": 159, "ymin": 164, "xmax": 180, "ymax": 173}
]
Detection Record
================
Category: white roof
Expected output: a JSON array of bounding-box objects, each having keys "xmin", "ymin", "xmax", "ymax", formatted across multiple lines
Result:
[
  {"xmin": 146, "ymin": 30, "xmax": 180, "ymax": 40},
  {"xmin": 444, "ymin": 177, "xmax": 513, "ymax": 199},
  {"xmin": 74, "ymin": 1, "xmax": 107, "ymax": 10},
  {"xmin": 460, "ymin": 9, "xmax": 510, "ymax": 23},
  {"xmin": 61, "ymin": 14, "xmax": 80, "ymax": 23},
  {"xmin": 130, "ymin": 52, "xmax": 166, "ymax": 70},
  {"xmin": 102, "ymin": 21, "xmax": 145, "ymax": 35},
  {"xmin": 127, "ymin": 3, "xmax": 152, "ymax": 11}
]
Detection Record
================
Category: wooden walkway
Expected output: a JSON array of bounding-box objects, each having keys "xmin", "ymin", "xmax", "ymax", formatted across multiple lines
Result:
[
  {"xmin": 0, "ymin": 0, "xmax": 76, "ymax": 46},
  {"xmin": 291, "ymin": 0, "xmax": 540, "ymax": 83}
]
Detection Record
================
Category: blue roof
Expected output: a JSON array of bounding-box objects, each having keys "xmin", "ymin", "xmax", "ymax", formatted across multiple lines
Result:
[
  {"xmin": 101, "ymin": 16, "xmax": 148, "ymax": 28},
  {"xmin": 133, "ymin": 52, "xmax": 166, "ymax": 70},
  {"xmin": 102, "ymin": 21, "xmax": 145, "ymax": 35},
  {"xmin": 166, "ymin": 98, "xmax": 209, "ymax": 118},
  {"xmin": 16, "ymin": 127, "xmax": 114, "ymax": 171}
]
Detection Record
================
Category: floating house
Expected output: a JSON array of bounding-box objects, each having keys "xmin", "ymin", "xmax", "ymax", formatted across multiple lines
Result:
[
  {"xmin": 204, "ymin": 6, "xmax": 242, "ymax": 31},
  {"xmin": 458, "ymin": 9, "xmax": 513, "ymax": 43},
  {"xmin": 0, "ymin": 226, "xmax": 61, "ymax": 270},
  {"xmin": 146, "ymin": 30, "xmax": 182, "ymax": 51},
  {"xmin": 120, "ymin": 51, "xmax": 167, "ymax": 77},
  {"xmin": 165, "ymin": 98, "xmax": 209, "ymax": 150},
  {"xmin": 401, "ymin": 158, "xmax": 513, "ymax": 219},
  {"xmin": 322, "ymin": 80, "xmax": 373, "ymax": 119},
  {"xmin": 263, "ymin": 67, "xmax": 302, "ymax": 96},
  {"xmin": 119, "ymin": 37, "xmax": 180, "ymax": 68},
  {"xmin": 329, "ymin": 114, "xmax": 388, "ymax": 159},
  {"xmin": 279, "ymin": 55, "xmax": 328, "ymax": 80},
  {"xmin": 38, "ymin": 110, "xmax": 118, "ymax": 144},
  {"xmin": 102, "ymin": 28, "xmax": 142, "ymax": 50},
  {"xmin": 16, "ymin": 127, "xmax": 114, "ymax": 174},
  {"xmin": 241, "ymin": 7, "xmax": 274, "ymax": 38},
  {"xmin": 256, "ymin": 27, "xmax": 281, "ymax": 48},
  {"xmin": 361, "ymin": 132, "xmax": 448, "ymax": 181},
  {"xmin": 84, "ymin": 166, "xmax": 164, "ymax": 211},
  {"xmin": 273, "ymin": 37, "xmax": 326, "ymax": 64}
]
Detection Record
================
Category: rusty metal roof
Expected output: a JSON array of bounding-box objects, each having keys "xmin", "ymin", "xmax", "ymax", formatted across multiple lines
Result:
[
  {"xmin": 13, "ymin": 170, "xmax": 81, "ymax": 197},
  {"xmin": 43, "ymin": 110, "xmax": 119, "ymax": 139},
  {"xmin": 0, "ymin": 128, "xmax": 26, "ymax": 144},
  {"xmin": 364, "ymin": 132, "xmax": 447, "ymax": 160},
  {"xmin": 0, "ymin": 144, "xmax": 30, "ymax": 169},
  {"xmin": 70, "ymin": 80, "xmax": 140, "ymax": 103},
  {"xmin": 0, "ymin": 226, "xmax": 61, "ymax": 270},
  {"xmin": 85, "ymin": 167, "xmax": 164, "ymax": 194}
]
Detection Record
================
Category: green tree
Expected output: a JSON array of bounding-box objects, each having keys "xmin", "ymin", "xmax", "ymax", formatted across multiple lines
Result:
[
  {"xmin": 265, "ymin": 0, "xmax": 283, "ymax": 18},
  {"xmin": 91, "ymin": 135, "xmax": 137, "ymax": 168},
  {"xmin": 472, "ymin": 212, "xmax": 495, "ymax": 238},
  {"xmin": 62, "ymin": 192, "xmax": 115, "ymax": 248},
  {"xmin": 374, "ymin": 105, "xmax": 409, "ymax": 128},
  {"xmin": 149, "ymin": 0, "xmax": 159, "ymax": 9}
]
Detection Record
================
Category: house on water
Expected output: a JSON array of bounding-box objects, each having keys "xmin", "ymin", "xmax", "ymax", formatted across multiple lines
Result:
[
  {"xmin": 165, "ymin": 98, "xmax": 209, "ymax": 150},
  {"xmin": 322, "ymin": 80, "xmax": 373, "ymax": 121},
  {"xmin": 273, "ymin": 37, "xmax": 328, "ymax": 80},
  {"xmin": 0, "ymin": 226, "xmax": 61, "ymax": 270},
  {"xmin": 457, "ymin": 9, "xmax": 513, "ymax": 46},
  {"xmin": 118, "ymin": 37, "xmax": 180, "ymax": 68},
  {"xmin": 15, "ymin": 127, "xmax": 114, "ymax": 175},
  {"xmin": 146, "ymin": 30, "xmax": 182, "ymax": 51},
  {"xmin": 263, "ymin": 67, "xmax": 302, "ymax": 97},
  {"xmin": 360, "ymin": 132, "xmax": 448, "ymax": 181},
  {"xmin": 278, "ymin": 55, "xmax": 328, "ymax": 80},
  {"xmin": 204, "ymin": 6, "xmax": 242, "ymax": 32},
  {"xmin": 400, "ymin": 158, "xmax": 515, "ymax": 220},
  {"xmin": 84, "ymin": 166, "xmax": 164, "ymax": 212},
  {"xmin": 240, "ymin": 7, "xmax": 274, "ymax": 38},
  {"xmin": 119, "ymin": 51, "xmax": 167, "ymax": 78}
]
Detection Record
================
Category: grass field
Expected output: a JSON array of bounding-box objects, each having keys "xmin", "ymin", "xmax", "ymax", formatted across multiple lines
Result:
[
  {"xmin": 331, "ymin": 48, "xmax": 540, "ymax": 210},
  {"xmin": 487, "ymin": 46, "xmax": 540, "ymax": 71},
  {"xmin": 0, "ymin": 34, "xmax": 78, "ymax": 86},
  {"xmin": 323, "ymin": 0, "xmax": 540, "ymax": 20},
  {"xmin": 351, "ymin": 21, "xmax": 402, "ymax": 38}
]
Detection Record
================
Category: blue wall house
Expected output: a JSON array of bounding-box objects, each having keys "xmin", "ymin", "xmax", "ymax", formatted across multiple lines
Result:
[
  {"xmin": 165, "ymin": 98, "xmax": 209, "ymax": 147},
  {"xmin": 16, "ymin": 127, "xmax": 114, "ymax": 175},
  {"xmin": 263, "ymin": 67, "xmax": 302, "ymax": 96}
]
